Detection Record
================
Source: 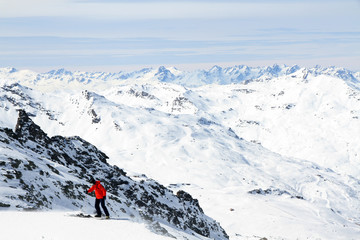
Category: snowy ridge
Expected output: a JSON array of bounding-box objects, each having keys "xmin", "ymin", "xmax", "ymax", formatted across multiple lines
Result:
[
  {"xmin": 0, "ymin": 110, "xmax": 228, "ymax": 239},
  {"xmin": 0, "ymin": 65, "xmax": 359, "ymax": 90},
  {"xmin": 1, "ymin": 65, "xmax": 360, "ymax": 239}
]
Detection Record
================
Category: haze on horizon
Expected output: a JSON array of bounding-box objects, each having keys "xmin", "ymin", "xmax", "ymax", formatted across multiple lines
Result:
[{"xmin": 0, "ymin": 0, "xmax": 359, "ymax": 72}]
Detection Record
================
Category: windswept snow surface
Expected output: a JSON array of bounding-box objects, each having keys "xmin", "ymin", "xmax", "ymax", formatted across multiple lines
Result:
[
  {"xmin": 1, "ymin": 65, "xmax": 360, "ymax": 239},
  {"xmin": 0, "ymin": 211, "xmax": 199, "ymax": 240}
]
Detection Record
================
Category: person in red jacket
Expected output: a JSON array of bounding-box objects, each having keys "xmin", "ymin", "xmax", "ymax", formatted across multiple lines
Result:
[{"xmin": 87, "ymin": 179, "xmax": 110, "ymax": 218}]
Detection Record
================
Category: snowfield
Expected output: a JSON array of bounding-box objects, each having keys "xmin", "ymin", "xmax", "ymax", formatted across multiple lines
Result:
[
  {"xmin": 1, "ymin": 65, "xmax": 360, "ymax": 239},
  {"xmin": 0, "ymin": 211, "xmax": 191, "ymax": 240}
]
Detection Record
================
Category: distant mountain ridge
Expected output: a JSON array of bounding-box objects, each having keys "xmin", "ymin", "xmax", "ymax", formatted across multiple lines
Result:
[{"xmin": 0, "ymin": 65, "xmax": 359, "ymax": 89}]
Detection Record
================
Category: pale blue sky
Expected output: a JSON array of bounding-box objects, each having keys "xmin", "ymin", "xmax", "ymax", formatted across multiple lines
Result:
[{"xmin": 0, "ymin": 0, "xmax": 359, "ymax": 71}]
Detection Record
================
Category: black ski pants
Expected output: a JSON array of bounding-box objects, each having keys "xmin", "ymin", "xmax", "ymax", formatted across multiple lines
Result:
[{"xmin": 95, "ymin": 196, "xmax": 109, "ymax": 217}]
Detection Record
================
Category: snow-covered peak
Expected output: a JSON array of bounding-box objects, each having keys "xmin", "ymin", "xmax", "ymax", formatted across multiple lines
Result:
[
  {"xmin": 209, "ymin": 65, "xmax": 222, "ymax": 73},
  {"xmin": 46, "ymin": 68, "xmax": 73, "ymax": 76},
  {"xmin": 155, "ymin": 66, "xmax": 176, "ymax": 82},
  {"xmin": 0, "ymin": 67, "xmax": 18, "ymax": 74}
]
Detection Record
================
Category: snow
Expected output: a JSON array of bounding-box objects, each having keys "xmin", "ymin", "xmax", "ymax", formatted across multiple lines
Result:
[
  {"xmin": 0, "ymin": 211, "xmax": 174, "ymax": 240},
  {"xmin": 1, "ymin": 64, "xmax": 360, "ymax": 239}
]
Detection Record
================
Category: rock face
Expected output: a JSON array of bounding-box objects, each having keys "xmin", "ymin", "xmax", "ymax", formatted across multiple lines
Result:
[
  {"xmin": 15, "ymin": 109, "xmax": 50, "ymax": 144},
  {"xmin": 0, "ymin": 110, "xmax": 228, "ymax": 239}
]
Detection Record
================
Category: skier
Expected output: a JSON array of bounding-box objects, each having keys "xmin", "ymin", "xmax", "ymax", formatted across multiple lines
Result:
[{"xmin": 87, "ymin": 179, "xmax": 110, "ymax": 219}]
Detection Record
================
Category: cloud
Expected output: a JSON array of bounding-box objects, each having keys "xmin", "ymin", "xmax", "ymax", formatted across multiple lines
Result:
[
  {"xmin": 0, "ymin": 0, "xmax": 359, "ymax": 71},
  {"xmin": 0, "ymin": 1, "xmax": 252, "ymax": 19},
  {"xmin": 1, "ymin": 0, "xmax": 358, "ymax": 20}
]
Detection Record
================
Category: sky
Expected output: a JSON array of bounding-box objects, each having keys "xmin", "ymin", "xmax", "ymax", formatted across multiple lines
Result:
[{"xmin": 0, "ymin": 0, "xmax": 359, "ymax": 71}]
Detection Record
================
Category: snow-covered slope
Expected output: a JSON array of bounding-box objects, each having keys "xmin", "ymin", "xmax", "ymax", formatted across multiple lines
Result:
[
  {"xmin": 0, "ymin": 110, "xmax": 228, "ymax": 239},
  {"xmin": 1, "ymin": 211, "xmax": 172, "ymax": 240},
  {"xmin": 1, "ymin": 65, "xmax": 360, "ymax": 239}
]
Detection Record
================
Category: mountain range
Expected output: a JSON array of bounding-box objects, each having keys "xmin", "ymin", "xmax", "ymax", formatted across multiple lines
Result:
[{"xmin": 0, "ymin": 65, "xmax": 360, "ymax": 239}]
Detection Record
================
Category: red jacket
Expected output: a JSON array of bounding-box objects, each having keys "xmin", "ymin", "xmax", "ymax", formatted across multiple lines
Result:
[{"xmin": 88, "ymin": 181, "xmax": 106, "ymax": 199}]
